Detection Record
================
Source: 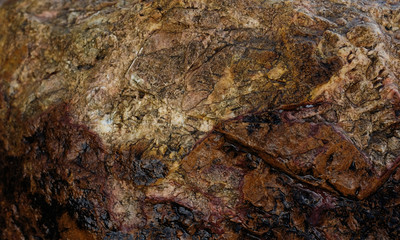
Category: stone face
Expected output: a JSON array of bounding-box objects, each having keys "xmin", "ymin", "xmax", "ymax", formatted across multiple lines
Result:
[
  {"xmin": 217, "ymin": 110, "xmax": 384, "ymax": 199},
  {"xmin": 1, "ymin": 0, "xmax": 400, "ymax": 239}
]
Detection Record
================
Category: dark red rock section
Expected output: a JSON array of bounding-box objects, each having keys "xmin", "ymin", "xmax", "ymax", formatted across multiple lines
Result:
[
  {"xmin": 0, "ymin": 104, "xmax": 109, "ymax": 239},
  {"xmin": 1, "ymin": 104, "xmax": 400, "ymax": 239}
]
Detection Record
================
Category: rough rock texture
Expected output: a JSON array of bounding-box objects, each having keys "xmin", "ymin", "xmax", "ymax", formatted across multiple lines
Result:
[{"xmin": 1, "ymin": 0, "xmax": 400, "ymax": 239}]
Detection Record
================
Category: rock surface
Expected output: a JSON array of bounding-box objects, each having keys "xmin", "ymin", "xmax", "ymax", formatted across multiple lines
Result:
[{"xmin": 1, "ymin": 0, "xmax": 400, "ymax": 239}]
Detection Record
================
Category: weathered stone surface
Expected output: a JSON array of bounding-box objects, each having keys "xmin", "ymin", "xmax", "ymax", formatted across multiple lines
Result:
[
  {"xmin": 217, "ymin": 109, "xmax": 399, "ymax": 199},
  {"xmin": 1, "ymin": 0, "xmax": 400, "ymax": 239}
]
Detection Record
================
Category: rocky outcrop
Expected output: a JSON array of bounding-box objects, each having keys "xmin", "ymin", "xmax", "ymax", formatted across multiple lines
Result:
[{"xmin": 1, "ymin": 0, "xmax": 400, "ymax": 239}]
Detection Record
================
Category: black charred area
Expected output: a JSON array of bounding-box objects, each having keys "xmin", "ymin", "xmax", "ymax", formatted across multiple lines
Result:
[
  {"xmin": 112, "ymin": 146, "xmax": 168, "ymax": 186},
  {"xmin": 0, "ymin": 155, "xmax": 24, "ymax": 203},
  {"xmin": 104, "ymin": 202, "xmax": 217, "ymax": 240},
  {"xmin": 327, "ymin": 176, "xmax": 400, "ymax": 239},
  {"xmin": 226, "ymin": 172, "xmax": 400, "ymax": 239},
  {"xmin": 242, "ymin": 112, "xmax": 281, "ymax": 125}
]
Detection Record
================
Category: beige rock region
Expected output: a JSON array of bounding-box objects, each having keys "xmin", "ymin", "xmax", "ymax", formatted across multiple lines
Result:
[{"xmin": 1, "ymin": 0, "xmax": 400, "ymax": 239}]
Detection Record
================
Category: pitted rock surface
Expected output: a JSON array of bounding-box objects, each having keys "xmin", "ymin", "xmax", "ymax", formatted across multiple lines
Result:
[{"xmin": 1, "ymin": 0, "xmax": 400, "ymax": 239}]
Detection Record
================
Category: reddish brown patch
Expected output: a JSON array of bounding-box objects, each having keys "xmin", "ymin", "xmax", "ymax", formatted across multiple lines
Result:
[{"xmin": 217, "ymin": 110, "xmax": 398, "ymax": 199}]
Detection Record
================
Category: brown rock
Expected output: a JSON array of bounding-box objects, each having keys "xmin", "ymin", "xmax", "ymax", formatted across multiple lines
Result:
[{"xmin": 1, "ymin": 0, "xmax": 400, "ymax": 239}]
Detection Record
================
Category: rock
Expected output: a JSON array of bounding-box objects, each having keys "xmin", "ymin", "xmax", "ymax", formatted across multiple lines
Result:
[{"xmin": 1, "ymin": 0, "xmax": 400, "ymax": 239}]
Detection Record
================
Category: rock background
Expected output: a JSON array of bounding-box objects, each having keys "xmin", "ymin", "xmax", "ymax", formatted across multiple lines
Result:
[{"xmin": 1, "ymin": 0, "xmax": 400, "ymax": 239}]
